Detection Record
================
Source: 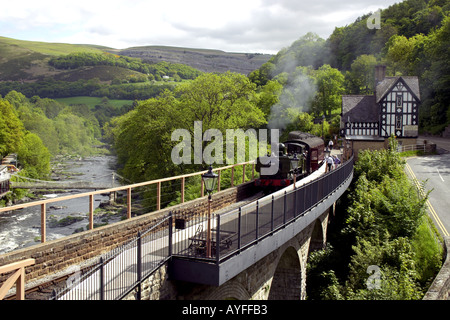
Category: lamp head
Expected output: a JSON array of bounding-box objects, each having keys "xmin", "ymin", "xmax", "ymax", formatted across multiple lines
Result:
[{"xmin": 202, "ymin": 165, "xmax": 218, "ymax": 195}]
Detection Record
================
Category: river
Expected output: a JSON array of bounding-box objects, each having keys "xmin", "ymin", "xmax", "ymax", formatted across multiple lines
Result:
[{"xmin": 0, "ymin": 155, "xmax": 121, "ymax": 254}]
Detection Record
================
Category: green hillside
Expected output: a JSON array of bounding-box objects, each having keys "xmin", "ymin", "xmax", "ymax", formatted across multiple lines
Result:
[
  {"xmin": 0, "ymin": 37, "xmax": 204, "ymax": 100},
  {"xmin": 0, "ymin": 36, "xmax": 106, "ymax": 56},
  {"xmin": 0, "ymin": 36, "xmax": 138, "ymax": 82}
]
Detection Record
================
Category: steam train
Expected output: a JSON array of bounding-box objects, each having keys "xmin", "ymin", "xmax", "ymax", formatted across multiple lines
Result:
[{"xmin": 254, "ymin": 131, "xmax": 325, "ymax": 189}]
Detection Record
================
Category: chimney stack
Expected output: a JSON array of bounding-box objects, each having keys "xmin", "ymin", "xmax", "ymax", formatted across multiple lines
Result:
[{"xmin": 374, "ymin": 65, "xmax": 386, "ymax": 86}]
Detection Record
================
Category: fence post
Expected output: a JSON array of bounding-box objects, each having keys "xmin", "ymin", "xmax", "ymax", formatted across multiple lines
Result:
[
  {"xmin": 294, "ymin": 187, "xmax": 297, "ymax": 218},
  {"xmin": 181, "ymin": 177, "xmax": 185, "ymax": 203},
  {"xmin": 40, "ymin": 203, "xmax": 46, "ymax": 243},
  {"xmin": 137, "ymin": 231, "xmax": 142, "ymax": 300},
  {"xmin": 156, "ymin": 181, "xmax": 161, "ymax": 211},
  {"xmin": 216, "ymin": 215, "xmax": 220, "ymax": 265},
  {"xmin": 271, "ymin": 195, "xmax": 274, "ymax": 233},
  {"xmin": 237, "ymin": 207, "xmax": 241, "ymax": 250},
  {"xmin": 255, "ymin": 201, "xmax": 259, "ymax": 240},
  {"xmin": 127, "ymin": 187, "xmax": 131, "ymax": 219},
  {"xmin": 231, "ymin": 166, "xmax": 234, "ymax": 187},
  {"xmin": 89, "ymin": 194, "xmax": 94, "ymax": 230},
  {"xmin": 99, "ymin": 257, "xmax": 105, "ymax": 300},
  {"xmin": 168, "ymin": 212, "xmax": 173, "ymax": 257}
]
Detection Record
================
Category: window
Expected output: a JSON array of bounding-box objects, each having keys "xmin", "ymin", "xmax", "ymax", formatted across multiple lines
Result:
[
  {"xmin": 396, "ymin": 115, "xmax": 402, "ymax": 130},
  {"xmin": 396, "ymin": 94, "xmax": 402, "ymax": 106}
]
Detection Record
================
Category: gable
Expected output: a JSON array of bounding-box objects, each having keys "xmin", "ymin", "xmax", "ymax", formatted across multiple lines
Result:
[
  {"xmin": 376, "ymin": 77, "xmax": 420, "ymax": 103},
  {"xmin": 379, "ymin": 77, "xmax": 419, "ymax": 138}
]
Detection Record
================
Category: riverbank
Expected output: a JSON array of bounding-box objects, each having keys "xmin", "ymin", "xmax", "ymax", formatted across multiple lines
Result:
[{"xmin": 0, "ymin": 154, "xmax": 122, "ymax": 254}]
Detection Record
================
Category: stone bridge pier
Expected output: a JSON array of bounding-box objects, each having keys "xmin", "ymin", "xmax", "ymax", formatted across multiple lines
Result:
[{"xmin": 128, "ymin": 207, "xmax": 330, "ymax": 300}]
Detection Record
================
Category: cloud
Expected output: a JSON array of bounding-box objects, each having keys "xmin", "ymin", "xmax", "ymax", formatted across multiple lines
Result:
[{"xmin": 0, "ymin": 0, "xmax": 401, "ymax": 53}]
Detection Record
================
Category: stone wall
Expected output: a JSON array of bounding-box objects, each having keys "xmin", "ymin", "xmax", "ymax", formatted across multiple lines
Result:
[
  {"xmin": 423, "ymin": 236, "xmax": 450, "ymax": 300},
  {"xmin": 0, "ymin": 181, "xmax": 258, "ymax": 291}
]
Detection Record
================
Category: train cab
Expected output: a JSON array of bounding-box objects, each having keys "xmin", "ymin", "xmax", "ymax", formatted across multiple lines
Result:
[{"xmin": 254, "ymin": 131, "xmax": 325, "ymax": 190}]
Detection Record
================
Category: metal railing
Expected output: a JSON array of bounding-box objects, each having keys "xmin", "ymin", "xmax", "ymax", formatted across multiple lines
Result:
[
  {"xmin": 171, "ymin": 156, "xmax": 354, "ymax": 264},
  {"xmin": 397, "ymin": 144, "xmax": 426, "ymax": 153},
  {"xmin": 53, "ymin": 216, "xmax": 171, "ymax": 300},
  {"xmin": 0, "ymin": 161, "xmax": 255, "ymax": 246}
]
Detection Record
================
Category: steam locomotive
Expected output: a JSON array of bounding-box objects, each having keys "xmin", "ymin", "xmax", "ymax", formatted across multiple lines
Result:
[{"xmin": 254, "ymin": 131, "xmax": 325, "ymax": 189}]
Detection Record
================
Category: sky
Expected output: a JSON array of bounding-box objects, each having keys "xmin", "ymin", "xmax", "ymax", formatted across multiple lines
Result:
[{"xmin": 0, "ymin": 0, "xmax": 403, "ymax": 54}]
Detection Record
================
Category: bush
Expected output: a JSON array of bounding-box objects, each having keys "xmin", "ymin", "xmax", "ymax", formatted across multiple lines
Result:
[{"xmin": 307, "ymin": 136, "xmax": 443, "ymax": 300}]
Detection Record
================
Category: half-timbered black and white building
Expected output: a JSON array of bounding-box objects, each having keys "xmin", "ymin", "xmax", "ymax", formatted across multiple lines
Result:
[{"xmin": 340, "ymin": 65, "xmax": 420, "ymax": 157}]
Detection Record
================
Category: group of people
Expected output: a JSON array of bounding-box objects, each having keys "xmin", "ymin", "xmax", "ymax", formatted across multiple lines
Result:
[{"xmin": 325, "ymin": 139, "xmax": 341, "ymax": 172}]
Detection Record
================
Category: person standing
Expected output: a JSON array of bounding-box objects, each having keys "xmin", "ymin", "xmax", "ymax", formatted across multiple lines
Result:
[
  {"xmin": 326, "ymin": 155, "xmax": 333, "ymax": 172},
  {"xmin": 328, "ymin": 140, "xmax": 334, "ymax": 151}
]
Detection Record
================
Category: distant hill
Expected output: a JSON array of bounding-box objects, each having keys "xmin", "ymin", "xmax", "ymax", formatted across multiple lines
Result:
[
  {"xmin": 111, "ymin": 46, "xmax": 272, "ymax": 74},
  {"xmin": 0, "ymin": 36, "xmax": 111, "ymax": 82},
  {"xmin": 0, "ymin": 36, "xmax": 272, "ymax": 83}
]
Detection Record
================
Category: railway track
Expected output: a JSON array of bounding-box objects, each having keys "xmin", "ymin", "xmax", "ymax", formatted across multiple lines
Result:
[{"xmin": 5, "ymin": 273, "xmax": 71, "ymax": 300}]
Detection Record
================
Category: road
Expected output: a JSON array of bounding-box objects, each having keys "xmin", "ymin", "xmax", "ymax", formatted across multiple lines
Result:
[{"xmin": 405, "ymin": 136, "xmax": 450, "ymax": 237}]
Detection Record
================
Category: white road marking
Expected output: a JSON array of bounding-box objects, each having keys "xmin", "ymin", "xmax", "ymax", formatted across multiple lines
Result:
[{"xmin": 436, "ymin": 168, "xmax": 445, "ymax": 182}]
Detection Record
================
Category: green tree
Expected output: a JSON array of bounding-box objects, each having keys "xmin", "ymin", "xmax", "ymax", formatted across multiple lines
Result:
[
  {"xmin": 311, "ymin": 64, "xmax": 345, "ymax": 116},
  {"xmin": 256, "ymin": 80, "xmax": 282, "ymax": 120},
  {"xmin": 18, "ymin": 107, "xmax": 60, "ymax": 155},
  {"xmin": 346, "ymin": 54, "xmax": 378, "ymax": 94},
  {"xmin": 386, "ymin": 34, "xmax": 417, "ymax": 75},
  {"xmin": 345, "ymin": 236, "xmax": 423, "ymax": 300},
  {"xmin": 420, "ymin": 15, "xmax": 450, "ymax": 130},
  {"xmin": 0, "ymin": 99, "xmax": 24, "ymax": 155},
  {"xmin": 111, "ymin": 72, "xmax": 267, "ymax": 184},
  {"xmin": 111, "ymin": 90, "xmax": 180, "ymax": 182},
  {"xmin": 176, "ymin": 72, "xmax": 265, "ymax": 133},
  {"xmin": 17, "ymin": 132, "xmax": 51, "ymax": 179}
]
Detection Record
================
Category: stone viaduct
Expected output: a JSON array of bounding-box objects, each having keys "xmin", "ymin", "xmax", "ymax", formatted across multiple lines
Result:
[{"xmin": 0, "ymin": 159, "xmax": 352, "ymax": 300}]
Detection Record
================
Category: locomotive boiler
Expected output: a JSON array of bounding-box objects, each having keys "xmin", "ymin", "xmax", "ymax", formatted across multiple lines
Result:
[{"xmin": 254, "ymin": 131, "xmax": 325, "ymax": 189}]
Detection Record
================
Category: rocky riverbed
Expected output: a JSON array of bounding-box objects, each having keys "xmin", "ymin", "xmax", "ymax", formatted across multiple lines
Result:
[{"xmin": 0, "ymin": 155, "xmax": 124, "ymax": 254}]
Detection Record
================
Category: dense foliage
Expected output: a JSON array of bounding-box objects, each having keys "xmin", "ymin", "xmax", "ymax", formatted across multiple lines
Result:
[
  {"xmin": 0, "ymin": 90, "xmax": 112, "ymax": 180},
  {"xmin": 250, "ymin": 0, "xmax": 450, "ymax": 135},
  {"xmin": 107, "ymin": 72, "xmax": 266, "ymax": 183},
  {"xmin": 0, "ymin": 78, "xmax": 177, "ymax": 100},
  {"xmin": 306, "ymin": 137, "xmax": 443, "ymax": 300},
  {"xmin": 49, "ymin": 52, "xmax": 202, "ymax": 80}
]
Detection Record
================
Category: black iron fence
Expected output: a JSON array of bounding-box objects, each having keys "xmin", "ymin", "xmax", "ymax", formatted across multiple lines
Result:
[
  {"xmin": 171, "ymin": 155, "xmax": 354, "ymax": 264},
  {"xmin": 53, "ymin": 156, "xmax": 353, "ymax": 300},
  {"xmin": 52, "ymin": 217, "xmax": 171, "ymax": 300}
]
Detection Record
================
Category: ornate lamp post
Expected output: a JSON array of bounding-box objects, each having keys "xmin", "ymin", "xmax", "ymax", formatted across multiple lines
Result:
[{"xmin": 202, "ymin": 166, "xmax": 218, "ymax": 258}]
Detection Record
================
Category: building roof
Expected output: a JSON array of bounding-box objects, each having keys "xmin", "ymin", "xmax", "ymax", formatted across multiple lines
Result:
[
  {"xmin": 342, "ymin": 95, "xmax": 378, "ymax": 123},
  {"xmin": 376, "ymin": 76, "xmax": 420, "ymax": 103}
]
